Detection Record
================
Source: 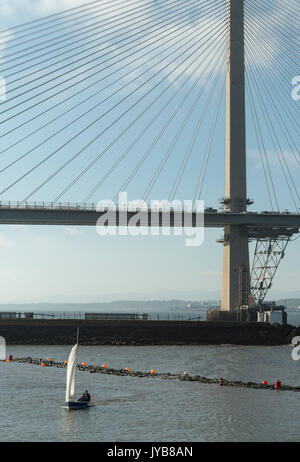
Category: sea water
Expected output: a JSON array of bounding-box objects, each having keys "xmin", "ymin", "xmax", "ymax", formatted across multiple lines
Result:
[{"xmin": 1, "ymin": 339, "xmax": 300, "ymax": 442}]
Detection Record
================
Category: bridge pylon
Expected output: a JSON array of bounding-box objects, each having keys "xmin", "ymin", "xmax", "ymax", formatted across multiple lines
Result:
[{"xmin": 221, "ymin": 0, "xmax": 250, "ymax": 311}]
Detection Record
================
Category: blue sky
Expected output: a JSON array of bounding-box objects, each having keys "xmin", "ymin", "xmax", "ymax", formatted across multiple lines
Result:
[{"xmin": 0, "ymin": 0, "xmax": 299, "ymax": 303}]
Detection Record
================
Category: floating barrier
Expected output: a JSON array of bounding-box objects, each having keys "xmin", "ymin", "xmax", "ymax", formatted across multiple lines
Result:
[{"xmin": 2, "ymin": 357, "xmax": 299, "ymax": 392}]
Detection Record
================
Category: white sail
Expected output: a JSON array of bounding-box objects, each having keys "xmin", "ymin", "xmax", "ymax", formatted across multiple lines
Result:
[{"xmin": 65, "ymin": 343, "xmax": 78, "ymax": 402}]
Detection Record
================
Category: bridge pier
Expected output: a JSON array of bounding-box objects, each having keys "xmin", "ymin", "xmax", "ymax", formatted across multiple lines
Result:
[{"xmin": 221, "ymin": 225, "xmax": 250, "ymax": 310}]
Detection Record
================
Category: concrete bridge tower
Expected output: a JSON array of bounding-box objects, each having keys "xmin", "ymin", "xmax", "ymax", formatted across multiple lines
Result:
[{"xmin": 221, "ymin": 0, "xmax": 250, "ymax": 311}]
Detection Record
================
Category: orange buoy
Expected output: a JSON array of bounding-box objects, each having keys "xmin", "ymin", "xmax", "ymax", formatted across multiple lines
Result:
[
  {"xmin": 65, "ymin": 360, "xmax": 68, "ymax": 364},
  {"xmin": 41, "ymin": 363, "xmax": 46, "ymax": 367},
  {"xmin": 6, "ymin": 359, "xmax": 10, "ymax": 363},
  {"xmin": 102, "ymin": 364, "xmax": 107, "ymax": 368},
  {"xmin": 46, "ymin": 357, "xmax": 51, "ymax": 362},
  {"xmin": 125, "ymin": 367, "xmax": 130, "ymax": 372},
  {"xmin": 82, "ymin": 362, "xmax": 86, "ymax": 366},
  {"xmin": 262, "ymin": 380, "xmax": 268, "ymax": 385},
  {"xmin": 151, "ymin": 369, "xmax": 156, "ymax": 374}
]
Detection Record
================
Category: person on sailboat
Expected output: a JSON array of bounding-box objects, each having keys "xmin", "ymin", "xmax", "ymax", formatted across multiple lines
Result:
[{"xmin": 78, "ymin": 390, "xmax": 91, "ymax": 402}]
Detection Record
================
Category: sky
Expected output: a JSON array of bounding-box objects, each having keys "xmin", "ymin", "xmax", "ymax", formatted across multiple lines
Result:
[{"xmin": 0, "ymin": 0, "xmax": 298, "ymax": 304}]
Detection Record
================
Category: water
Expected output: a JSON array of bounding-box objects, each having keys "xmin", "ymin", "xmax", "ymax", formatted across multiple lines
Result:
[{"xmin": 1, "ymin": 342, "xmax": 300, "ymax": 442}]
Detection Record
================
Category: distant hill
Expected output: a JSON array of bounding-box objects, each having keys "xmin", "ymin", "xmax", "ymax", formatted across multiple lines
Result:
[
  {"xmin": 0, "ymin": 298, "xmax": 298, "ymax": 312},
  {"xmin": 277, "ymin": 299, "xmax": 300, "ymax": 310},
  {"xmin": 0, "ymin": 300, "xmax": 205, "ymax": 313}
]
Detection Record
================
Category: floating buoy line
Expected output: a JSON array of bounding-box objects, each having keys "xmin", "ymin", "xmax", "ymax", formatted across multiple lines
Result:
[{"xmin": 2, "ymin": 357, "xmax": 300, "ymax": 392}]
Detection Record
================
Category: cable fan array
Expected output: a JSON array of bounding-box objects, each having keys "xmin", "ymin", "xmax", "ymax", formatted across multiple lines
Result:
[
  {"xmin": 244, "ymin": 0, "xmax": 299, "ymax": 213},
  {"xmin": 0, "ymin": 0, "xmax": 298, "ymax": 212}
]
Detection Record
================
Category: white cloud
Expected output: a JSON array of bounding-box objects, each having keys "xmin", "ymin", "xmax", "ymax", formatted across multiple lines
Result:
[
  {"xmin": 0, "ymin": 234, "xmax": 14, "ymax": 248},
  {"xmin": 245, "ymin": 0, "xmax": 299, "ymax": 70},
  {"xmin": 249, "ymin": 148, "xmax": 300, "ymax": 170},
  {"xmin": 0, "ymin": 0, "xmax": 92, "ymax": 18},
  {"xmin": 10, "ymin": 225, "xmax": 26, "ymax": 230},
  {"xmin": 63, "ymin": 227, "xmax": 83, "ymax": 236},
  {"xmin": 0, "ymin": 30, "xmax": 12, "ymax": 65}
]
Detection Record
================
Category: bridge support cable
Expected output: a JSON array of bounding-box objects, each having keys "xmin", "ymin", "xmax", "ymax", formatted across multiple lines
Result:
[
  {"xmin": 4, "ymin": 0, "xmax": 220, "ymax": 86},
  {"xmin": 246, "ymin": 83, "xmax": 278, "ymax": 212},
  {"xmin": 245, "ymin": 48, "xmax": 300, "ymax": 174},
  {"xmin": 0, "ymin": 3, "xmax": 225, "ymax": 155},
  {"xmin": 84, "ymin": 38, "xmax": 226, "ymax": 203},
  {"xmin": 244, "ymin": 12, "xmax": 299, "ymax": 131},
  {"xmin": 245, "ymin": 57, "xmax": 300, "ymax": 213},
  {"xmin": 0, "ymin": 5, "xmax": 225, "ymax": 172},
  {"xmin": 140, "ymin": 55, "xmax": 226, "ymax": 202},
  {"xmin": 168, "ymin": 71, "xmax": 225, "ymax": 203},
  {"xmin": 192, "ymin": 74, "xmax": 226, "ymax": 204},
  {"xmin": 1, "ymin": 0, "xmax": 226, "ymax": 122},
  {"xmin": 60, "ymin": 26, "xmax": 227, "ymax": 205},
  {"xmin": 27, "ymin": 24, "xmax": 228, "ymax": 204},
  {"xmin": 244, "ymin": 36, "xmax": 300, "ymax": 164},
  {"xmin": 244, "ymin": 1, "xmax": 300, "ymax": 214},
  {"xmin": 0, "ymin": 13, "xmax": 228, "ymax": 202},
  {"xmin": 2, "ymin": 0, "xmax": 156, "ymax": 64},
  {"xmin": 246, "ymin": 1, "xmax": 299, "ymax": 52},
  {"xmin": 0, "ymin": 0, "xmax": 128, "ymax": 38}
]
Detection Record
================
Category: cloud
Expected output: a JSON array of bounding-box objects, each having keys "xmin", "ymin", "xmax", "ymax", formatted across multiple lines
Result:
[
  {"xmin": 248, "ymin": 148, "xmax": 300, "ymax": 170},
  {"xmin": 0, "ymin": 30, "xmax": 12, "ymax": 66},
  {"xmin": 245, "ymin": 0, "xmax": 299, "ymax": 70},
  {"xmin": 0, "ymin": 0, "xmax": 92, "ymax": 18},
  {"xmin": 10, "ymin": 224, "xmax": 26, "ymax": 229},
  {"xmin": 63, "ymin": 227, "xmax": 83, "ymax": 236},
  {"xmin": 0, "ymin": 234, "xmax": 14, "ymax": 248}
]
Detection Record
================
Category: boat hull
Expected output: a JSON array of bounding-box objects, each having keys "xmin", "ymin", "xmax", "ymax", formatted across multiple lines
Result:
[{"xmin": 65, "ymin": 401, "xmax": 89, "ymax": 409}]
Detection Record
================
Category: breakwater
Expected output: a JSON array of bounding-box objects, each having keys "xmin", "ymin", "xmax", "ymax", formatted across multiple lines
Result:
[
  {"xmin": 0, "ymin": 319, "xmax": 299, "ymax": 346},
  {"xmin": 4, "ymin": 357, "xmax": 300, "ymax": 392}
]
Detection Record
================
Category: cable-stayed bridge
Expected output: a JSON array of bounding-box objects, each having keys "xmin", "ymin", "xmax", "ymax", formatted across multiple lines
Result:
[{"xmin": 0, "ymin": 0, "xmax": 299, "ymax": 311}]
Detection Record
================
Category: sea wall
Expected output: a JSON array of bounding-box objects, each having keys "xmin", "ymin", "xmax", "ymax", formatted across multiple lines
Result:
[{"xmin": 0, "ymin": 319, "xmax": 299, "ymax": 345}]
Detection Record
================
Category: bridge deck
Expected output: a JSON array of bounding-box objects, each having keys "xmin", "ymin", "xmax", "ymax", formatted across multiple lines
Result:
[{"xmin": 0, "ymin": 204, "xmax": 299, "ymax": 235}]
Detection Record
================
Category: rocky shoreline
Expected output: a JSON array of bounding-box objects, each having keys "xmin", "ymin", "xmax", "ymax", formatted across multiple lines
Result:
[
  {"xmin": 0, "ymin": 319, "xmax": 299, "ymax": 346},
  {"xmin": 3, "ymin": 357, "xmax": 300, "ymax": 392}
]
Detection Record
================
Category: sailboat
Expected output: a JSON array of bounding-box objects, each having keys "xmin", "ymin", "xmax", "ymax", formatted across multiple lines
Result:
[{"xmin": 65, "ymin": 329, "xmax": 90, "ymax": 410}]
